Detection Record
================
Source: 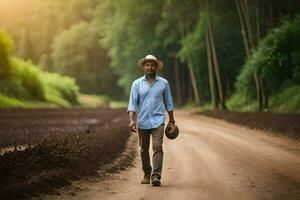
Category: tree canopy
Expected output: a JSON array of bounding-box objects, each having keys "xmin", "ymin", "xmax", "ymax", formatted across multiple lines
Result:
[{"xmin": 1, "ymin": 0, "xmax": 300, "ymax": 112}]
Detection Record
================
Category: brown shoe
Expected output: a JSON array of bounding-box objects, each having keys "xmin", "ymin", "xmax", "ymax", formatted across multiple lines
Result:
[
  {"xmin": 151, "ymin": 176, "xmax": 161, "ymax": 186},
  {"xmin": 141, "ymin": 174, "xmax": 151, "ymax": 184}
]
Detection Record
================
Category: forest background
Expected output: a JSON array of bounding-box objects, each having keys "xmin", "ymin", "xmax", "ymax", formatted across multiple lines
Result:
[{"xmin": 0, "ymin": 0, "xmax": 299, "ymax": 113}]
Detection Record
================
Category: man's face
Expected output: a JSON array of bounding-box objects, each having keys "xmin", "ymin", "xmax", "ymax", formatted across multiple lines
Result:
[{"xmin": 143, "ymin": 61, "xmax": 158, "ymax": 76}]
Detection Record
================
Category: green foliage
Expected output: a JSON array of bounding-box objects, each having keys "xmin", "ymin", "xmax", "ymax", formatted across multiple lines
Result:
[
  {"xmin": 0, "ymin": 57, "xmax": 80, "ymax": 106},
  {"xmin": 38, "ymin": 53, "xmax": 52, "ymax": 70},
  {"xmin": 0, "ymin": 29, "xmax": 14, "ymax": 78},
  {"xmin": 0, "ymin": 27, "xmax": 43, "ymax": 102},
  {"xmin": 0, "ymin": 0, "xmax": 96, "ymax": 61},
  {"xmin": 178, "ymin": 12, "xmax": 207, "ymax": 63},
  {"xmin": 109, "ymin": 100, "xmax": 128, "ymax": 108},
  {"xmin": 0, "ymin": 93, "xmax": 27, "ymax": 107},
  {"xmin": 291, "ymin": 47, "xmax": 300, "ymax": 84},
  {"xmin": 269, "ymin": 85, "xmax": 300, "ymax": 113},
  {"xmin": 0, "ymin": 57, "xmax": 46, "ymax": 101},
  {"xmin": 177, "ymin": 12, "xmax": 209, "ymax": 100},
  {"xmin": 234, "ymin": 61, "xmax": 256, "ymax": 99},
  {"xmin": 17, "ymin": 29, "xmax": 34, "ymax": 61},
  {"xmin": 0, "ymin": 30, "xmax": 80, "ymax": 107},
  {"xmin": 235, "ymin": 16, "xmax": 300, "ymax": 99},
  {"xmin": 51, "ymin": 21, "xmax": 122, "ymax": 96},
  {"xmin": 78, "ymin": 94, "xmax": 110, "ymax": 108},
  {"xmin": 226, "ymin": 93, "xmax": 257, "ymax": 112},
  {"xmin": 94, "ymin": 0, "xmax": 166, "ymax": 94},
  {"xmin": 0, "ymin": 29, "xmax": 13, "ymax": 56},
  {"xmin": 1, "ymin": 0, "xmax": 300, "ymax": 111},
  {"xmin": 0, "ymin": 92, "xmax": 59, "ymax": 108},
  {"xmin": 41, "ymin": 72, "xmax": 79, "ymax": 106},
  {"xmin": 227, "ymin": 85, "xmax": 300, "ymax": 114}
]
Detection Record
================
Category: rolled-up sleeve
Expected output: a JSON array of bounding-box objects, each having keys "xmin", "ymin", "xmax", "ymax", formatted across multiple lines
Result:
[
  {"xmin": 127, "ymin": 81, "xmax": 139, "ymax": 113},
  {"xmin": 163, "ymin": 81, "xmax": 174, "ymax": 111}
]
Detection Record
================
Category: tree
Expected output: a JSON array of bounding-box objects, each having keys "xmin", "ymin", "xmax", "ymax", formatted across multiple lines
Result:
[
  {"xmin": 51, "ymin": 21, "xmax": 122, "ymax": 97},
  {"xmin": 0, "ymin": 29, "xmax": 14, "ymax": 78},
  {"xmin": 205, "ymin": 27, "xmax": 217, "ymax": 110},
  {"xmin": 17, "ymin": 29, "xmax": 34, "ymax": 61},
  {"xmin": 234, "ymin": 0, "xmax": 267, "ymax": 111},
  {"xmin": 207, "ymin": 11, "xmax": 226, "ymax": 109},
  {"xmin": 38, "ymin": 53, "xmax": 52, "ymax": 71},
  {"xmin": 234, "ymin": 16, "xmax": 300, "ymax": 111},
  {"xmin": 159, "ymin": 0, "xmax": 204, "ymax": 105},
  {"xmin": 94, "ymin": 0, "xmax": 166, "ymax": 95}
]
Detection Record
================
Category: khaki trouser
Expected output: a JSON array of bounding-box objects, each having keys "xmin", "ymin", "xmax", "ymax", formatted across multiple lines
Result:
[{"xmin": 138, "ymin": 123, "xmax": 165, "ymax": 179}]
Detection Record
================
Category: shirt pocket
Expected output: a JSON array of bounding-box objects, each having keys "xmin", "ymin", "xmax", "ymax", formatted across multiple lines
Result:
[{"xmin": 154, "ymin": 94, "xmax": 163, "ymax": 101}]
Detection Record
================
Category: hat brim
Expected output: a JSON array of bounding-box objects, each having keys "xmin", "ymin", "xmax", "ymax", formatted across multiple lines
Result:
[{"xmin": 137, "ymin": 58, "xmax": 163, "ymax": 70}]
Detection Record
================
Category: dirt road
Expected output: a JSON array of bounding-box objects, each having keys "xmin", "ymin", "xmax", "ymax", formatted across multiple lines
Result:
[{"xmin": 42, "ymin": 110, "xmax": 300, "ymax": 200}]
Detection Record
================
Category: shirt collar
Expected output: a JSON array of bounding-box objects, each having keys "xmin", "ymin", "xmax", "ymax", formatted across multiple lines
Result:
[{"xmin": 142, "ymin": 75, "xmax": 159, "ymax": 81}]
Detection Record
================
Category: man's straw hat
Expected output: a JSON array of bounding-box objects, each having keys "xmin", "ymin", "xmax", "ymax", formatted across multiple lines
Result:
[{"xmin": 137, "ymin": 55, "xmax": 163, "ymax": 70}]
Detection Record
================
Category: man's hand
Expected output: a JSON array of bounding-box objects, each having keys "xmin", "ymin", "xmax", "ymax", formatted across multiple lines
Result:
[
  {"xmin": 129, "ymin": 120, "xmax": 137, "ymax": 132},
  {"xmin": 128, "ymin": 111, "xmax": 137, "ymax": 132},
  {"xmin": 169, "ymin": 119, "xmax": 175, "ymax": 124},
  {"xmin": 167, "ymin": 110, "xmax": 175, "ymax": 124}
]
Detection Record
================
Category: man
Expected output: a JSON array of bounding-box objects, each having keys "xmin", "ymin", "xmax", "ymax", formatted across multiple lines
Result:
[{"xmin": 127, "ymin": 54, "xmax": 175, "ymax": 187}]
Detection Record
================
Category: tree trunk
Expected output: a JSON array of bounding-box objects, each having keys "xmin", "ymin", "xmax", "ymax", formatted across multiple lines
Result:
[
  {"xmin": 181, "ymin": 64, "xmax": 188, "ymax": 104},
  {"xmin": 240, "ymin": 0, "xmax": 255, "ymax": 49},
  {"xmin": 254, "ymin": 73, "xmax": 262, "ymax": 111},
  {"xmin": 178, "ymin": 21, "xmax": 200, "ymax": 106},
  {"xmin": 174, "ymin": 56, "xmax": 182, "ymax": 106},
  {"xmin": 225, "ymin": 72, "xmax": 231, "ymax": 100},
  {"xmin": 234, "ymin": 0, "xmax": 250, "ymax": 56},
  {"xmin": 288, "ymin": 0, "xmax": 293, "ymax": 19},
  {"xmin": 269, "ymin": 0, "xmax": 274, "ymax": 27},
  {"xmin": 182, "ymin": 63, "xmax": 190, "ymax": 104},
  {"xmin": 256, "ymin": 0, "xmax": 261, "ymax": 46},
  {"xmin": 246, "ymin": 0, "xmax": 264, "ymax": 110},
  {"xmin": 18, "ymin": 29, "xmax": 35, "ymax": 61},
  {"xmin": 208, "ymin": 17, "xmax": 226, "ymax": 109},
  {"xmin": 205, "ymin": 29, "xmax": 217, "ymax": 110},
  {"xmin": 187, "ymin": 56, "xmax": 200, "ymax": 106},
  {"xmin": 235, "ymin": 0, "xmax": 265, "ymax": 111},
  {"xmin": 187, "ymin": 74, "xmax": 193, "ymax": 103},
  {"xmin": 259, "ymin": 76, "xmax": 268, "ymax": 110}
]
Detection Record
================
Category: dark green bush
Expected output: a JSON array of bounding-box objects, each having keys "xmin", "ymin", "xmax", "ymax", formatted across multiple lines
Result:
[
  {"xmin": 234, "ymin": 16, "xmax": 300, "ymax": 98},
  {"xmin": 0, "ymin": 29, "xmax": 14, "ymax": 78},
  {"xmin": 0, "ymin": 30, "xmax": 80, "ymax": 107},
  {"xmin": 41, "ymin": 72, "xmax": 79, "ymax": 105},
  {"xmin": 230, "ymin": 16, "xmax": 300, "ymax": 113}
]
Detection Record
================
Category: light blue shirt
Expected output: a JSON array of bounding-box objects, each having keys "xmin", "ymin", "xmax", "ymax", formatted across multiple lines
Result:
[{"xmin": 127, "ymin": 75, "xmax": 174, "ymax": 129}]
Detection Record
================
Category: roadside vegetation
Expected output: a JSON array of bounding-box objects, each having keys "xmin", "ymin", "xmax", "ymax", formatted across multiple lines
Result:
[
  {"xmin": 0, "ymin": 0, "xmax": 299, "ymax": 112},
  {"xmin": 0, "ymin": 30, "xmax": 79, "ymax": 108}
]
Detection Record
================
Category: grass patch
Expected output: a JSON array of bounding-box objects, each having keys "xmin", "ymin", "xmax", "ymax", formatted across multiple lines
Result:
[
  {"xmin": 109, "ymin": 100, "xmax": 128, "ymax": 108},
  {"xmin": 78, "ymin": 94, "xmax": 110, "ymax": 108},
  {"xmin": 269, "ymin": 85, "xmax": 300, "ymax": 114},
  {"xmin": 226, "ymin": 93, "xmax": 258, "ymax": 112},
  {"xmin": 79, "ymin": 94, "xmax": 128, "ymax": 108},
  {"xmin": 0, "ymin": 93, "xmax": 58, "ymax": 108}
]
